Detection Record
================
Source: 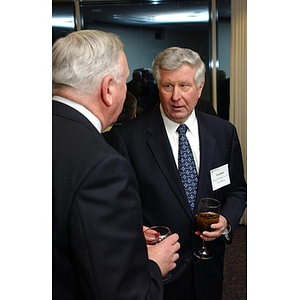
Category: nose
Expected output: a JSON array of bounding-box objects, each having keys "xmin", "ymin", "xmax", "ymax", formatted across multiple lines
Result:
[{"xmin": 172, "ymin": 86, "xmax": 181, "ymax": 101}]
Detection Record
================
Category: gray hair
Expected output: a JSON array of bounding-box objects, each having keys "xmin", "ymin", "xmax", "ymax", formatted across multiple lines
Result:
[
  {"xmin": 152, "ymin": 47, "xmax": 206, "ymax": 88},
  {"xmin": 52, "ymin": 30, "xmax": 124, "ymax": 95}
]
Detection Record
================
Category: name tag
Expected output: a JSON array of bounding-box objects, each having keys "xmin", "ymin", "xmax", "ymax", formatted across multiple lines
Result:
[{"xmin": 210, "ymin": 164, "xmax": 230, "ymax": 191}]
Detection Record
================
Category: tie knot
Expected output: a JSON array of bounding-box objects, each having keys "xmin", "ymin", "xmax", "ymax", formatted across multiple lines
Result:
[{"xmin": 177, "ymin": 124, "xmax": 188, "ymax": 135}]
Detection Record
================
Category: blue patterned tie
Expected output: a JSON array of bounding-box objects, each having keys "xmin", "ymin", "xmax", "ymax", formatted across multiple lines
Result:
[{"xmin": 177, "ymin": 124, "xmax": 198, "ymax": 212}]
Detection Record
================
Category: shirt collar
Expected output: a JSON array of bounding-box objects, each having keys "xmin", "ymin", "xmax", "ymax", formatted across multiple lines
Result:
[
  {"xmin": 53, "ymin": 95, "xmax": 102, "ymax": 133},
  {"xmin": 159, "ymin": 103, "xmax": 198, "ymax": 135}
]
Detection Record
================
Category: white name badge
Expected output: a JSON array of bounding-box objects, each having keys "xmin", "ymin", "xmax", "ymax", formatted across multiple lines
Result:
[{"xmin": 210, "ymin": 164, "xmax": 230, "ymax": 191}]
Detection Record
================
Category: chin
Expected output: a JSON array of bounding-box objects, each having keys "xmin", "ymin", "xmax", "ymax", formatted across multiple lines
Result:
[{"xmin": 169, "ymin": 113, "xmax": 189, "ymax": 124}]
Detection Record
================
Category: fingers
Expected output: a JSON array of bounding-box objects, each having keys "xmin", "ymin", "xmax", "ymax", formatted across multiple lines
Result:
[
  {"xmin": 162, "ymin": 234, "xmax": 180, "ymax": 262},
  {"xmin": 195, "ymin": 230, "xmax": 219, "ymax": 241},
  {"xmin": 158, "ymin": 234, "xmax": 180, "ymax": 254},
  {"xmin": 200, "ymin": 233, "xmax": 218, "ymax": 241},
  {"xmin": 144, "ymin": 229, "xmax": 161, "ymax": 244},
  {"xmin": 168, "ymin": 252, "xmax": 179, "ymax": 272},
  {"xmin": 142, "ymin": 226, "xmax": 150, "ymax": 232},
  {"xmin": 170, "ymin": 262, "xmax": 177, "ymax": 271},
  {"xmin": 174, "ymin": 252, "xmax": 180, "ymax": 262},
  {"xmin": 166, "ymin": 233, "xmax": 179, "ymax": 244},
  {"xmin": 211, "ymin": 215, "xmax": 227, "ymax": 231},
  {"xmin": 147, "ymin": 233, "xmax": 180, "ymax": 276}
]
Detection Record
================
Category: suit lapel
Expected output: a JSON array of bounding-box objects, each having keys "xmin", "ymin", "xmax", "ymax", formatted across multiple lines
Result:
[{"xmin": 146, "ymin": 108, "xmax": 193, "ymax": 218}]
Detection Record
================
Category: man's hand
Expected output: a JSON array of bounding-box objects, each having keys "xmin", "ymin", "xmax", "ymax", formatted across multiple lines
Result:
[
  {"xmin": 146, "ymin": 233, "xmax": 180, "ymax": 277},
  {"xmin": 195, "ymin": 215, "xmax": 228, "ymax": 242}
]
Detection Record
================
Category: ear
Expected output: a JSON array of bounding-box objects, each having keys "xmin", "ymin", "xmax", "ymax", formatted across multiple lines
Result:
[
  {"xmin": 101, "ymin": 75, "xmax": 114, "ymax": 107},
  {"xmin": 198, "ymin": 82, "xmax": 205, "ymax": 98}
]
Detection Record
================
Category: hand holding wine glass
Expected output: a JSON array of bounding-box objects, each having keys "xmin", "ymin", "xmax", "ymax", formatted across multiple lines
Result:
[
  {"xmin": 144, "ymin": 226, "xmax": 180, "ymax": 280},
  {"xmin": 195, "ymin": 214, "xmax": 228, "ymax": 241},
  {"xmin": 194, "ymin": 197, "xmax": 220, "ymax": 260},
  {"xmin": 144, "ymin": 226, "xmax": 172, "ymax": 245}
]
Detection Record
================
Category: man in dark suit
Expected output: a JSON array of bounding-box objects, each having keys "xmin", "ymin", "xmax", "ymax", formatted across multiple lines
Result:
[
  {"xmin": 52, "ymin": 30, "xmax": 180, "ymax": 300},
  {"xmin": 106, "ymin": 47, "xmax": 247, "ymax": 300}
]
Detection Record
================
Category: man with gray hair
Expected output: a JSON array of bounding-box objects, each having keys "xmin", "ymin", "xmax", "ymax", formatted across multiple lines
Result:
[
  {"xmin": 106, "ymin": 47, "xmax": 246, "ymax": 300},
  {"xmin": 52, "ymin": 30, "xmax": 180, "ymax": 300}
]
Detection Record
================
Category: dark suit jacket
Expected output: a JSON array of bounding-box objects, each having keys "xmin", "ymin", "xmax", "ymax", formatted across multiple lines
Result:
[
  {"xmin": 52, "ymin": 101, "xmax": 164, "ymax": 300},
  {"xmin": 105, "ymin": 106, "xmax": 247, "ymax": 300}
]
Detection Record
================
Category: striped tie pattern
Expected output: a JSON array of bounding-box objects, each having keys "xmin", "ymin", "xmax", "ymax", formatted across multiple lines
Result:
[{"xmin": 177, "ymin": 124, "xmax": 198, "ymax": 212}]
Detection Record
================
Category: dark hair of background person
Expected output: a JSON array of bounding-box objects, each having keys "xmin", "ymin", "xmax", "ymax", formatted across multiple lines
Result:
[{"xmin": 116, "ymin": 91, "xmax": 137, "ymax": 124}]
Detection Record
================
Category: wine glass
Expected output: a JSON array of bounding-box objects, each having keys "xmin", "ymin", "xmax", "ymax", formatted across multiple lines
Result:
[
  {"xmin": 194, "ymin": 197, "xmax": 220, "ymax": 260},
  {"xmin": 144, "ymin": 226, "xmax": 171, "ymax": 245},
  {"xmin": 144, "ymin": 226, "xmax": 172, "ymax": 281}
]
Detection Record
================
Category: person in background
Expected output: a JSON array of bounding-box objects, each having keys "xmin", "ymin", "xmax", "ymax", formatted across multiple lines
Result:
[
  {"xmin": 217, "ymin": 70, "xmax": 230, "ymax": 120},
  {"xmin": 116, "ymin": 91, "xmax": 137, "ymax": 124},
  {"xmin": 126, "ymin": 69, "xmax": 142, "ymax": 104},
  {"xmin": 106, "ymin": 47, "xmax": 246, "ymax": 300},
  {"xmin": 139, "ymin": 70, "xmax": 160, "ymax": 113},
  {"xmin": 196, "ymin": 98, "xmax": 217, "ymax": 116},
  {"xmin": 52, "ymin": 30, "xmax": 180, "ymax": 300},
  {"xmin": 104, "ymin": 91, "xmax": 138, "ymax": 132}
]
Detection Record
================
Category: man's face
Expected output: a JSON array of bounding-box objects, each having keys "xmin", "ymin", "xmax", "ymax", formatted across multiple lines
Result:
[{"xmin": 159, "ymin": 64, "xmax": 204, "ymax": 124}]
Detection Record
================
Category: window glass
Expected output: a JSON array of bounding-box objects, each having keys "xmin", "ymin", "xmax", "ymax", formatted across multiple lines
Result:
[
  {"xmin": 52, "ymin": 1, "xmax": 75, "ymax": 44},
  {"xmin": 217, "ymin": 0, "xmax": 231, "ymax": 120},
  {"xmin": 81, "ymin": 0, "xmax": 211, "ymax": 101}
]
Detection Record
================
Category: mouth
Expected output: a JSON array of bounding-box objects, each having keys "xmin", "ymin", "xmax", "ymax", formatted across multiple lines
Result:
[{"xmin": 171, "ymin": 105, "xmax": 184, "ymax": 110}]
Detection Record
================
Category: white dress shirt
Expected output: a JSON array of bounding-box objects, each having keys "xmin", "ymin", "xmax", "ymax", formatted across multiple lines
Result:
[
  {"xmin": 53, "ymin": 95, "xmax": 102, "ymax": 133},
  {"xmin": 160, "ymin": 104, "xmax": 200, "ymax": 174}
]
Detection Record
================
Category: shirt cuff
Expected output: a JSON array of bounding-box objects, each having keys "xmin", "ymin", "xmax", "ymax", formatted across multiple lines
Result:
[{"xmin": 222, "ymin": 224, "xmax": 231, "ymax": 241}]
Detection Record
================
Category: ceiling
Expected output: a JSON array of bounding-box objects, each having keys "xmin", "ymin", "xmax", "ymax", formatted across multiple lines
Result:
[{"xmin": 53, "ymin": 0, "xmax": 230, "ymax": 28}]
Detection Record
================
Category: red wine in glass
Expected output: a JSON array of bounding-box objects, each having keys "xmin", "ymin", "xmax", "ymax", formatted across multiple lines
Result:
[{"xmin": 194, "ymin": 198, "xmax": 220, "ymax": 260}]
